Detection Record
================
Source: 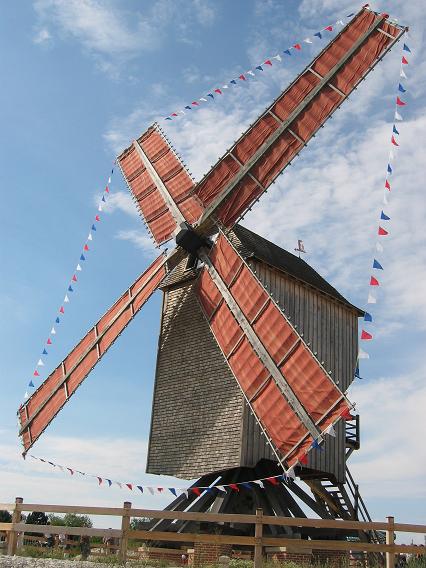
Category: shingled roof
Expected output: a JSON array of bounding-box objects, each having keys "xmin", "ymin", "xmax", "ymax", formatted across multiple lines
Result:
[{"xmin": 231, "ymin": 224, "xmax": 363, "ymax": 316}]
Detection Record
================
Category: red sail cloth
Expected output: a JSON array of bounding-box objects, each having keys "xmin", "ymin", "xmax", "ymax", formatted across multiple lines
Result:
[
  {"xmin": 19, "ymin": 255, "xmax": 167, "ymax": 452},
  {"xmin": 197, "ymin": 234, "xmax": 351, "ymax": 466},
  {"xmin": 193, "ymin": 9, "xmax": 401, "ymax": 230},
  {"xmin": 118, "ymin": 126, "xmax": 203, "ymax": 245}
]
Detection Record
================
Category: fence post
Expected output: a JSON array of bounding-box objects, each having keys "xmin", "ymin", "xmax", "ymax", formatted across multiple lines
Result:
[
  {"xmin": 386, "ymin": 516, "xmax": 395, "ymax": 568},
  {"xmin": 254, "ymin": 508, "xmax": 263, "ymax": 568},
  {"xmin": 119, "ymin": 501, "xmax": 131, "ymax": 563},
  {"xmin": 7, "ymin": 497, "xmax": 23, "ymax": 556}
]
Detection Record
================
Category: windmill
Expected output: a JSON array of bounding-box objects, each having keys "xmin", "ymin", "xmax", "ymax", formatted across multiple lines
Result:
[{"xmin": 18, "ymin": 7, "xmax": 405, "ymax": 545}]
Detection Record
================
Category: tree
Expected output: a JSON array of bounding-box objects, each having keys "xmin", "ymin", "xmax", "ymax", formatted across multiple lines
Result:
[
  {"xmin": 0, "ymin": 511, "xmax": 12, "ymax": 523},
  {"xmin": 130, "ymin": 518, "xmax": 151, "ymax": 530},
  {"xmin": 48, "ymin": 514, "xmax": 66, "ymax": 526},
  {"xmin": 63, "ymin": 513, "xmax": 92, "ymax": 528},
  {"xmin": 26, "ymin": 511, "xmax": 48, "ymax": 526}
]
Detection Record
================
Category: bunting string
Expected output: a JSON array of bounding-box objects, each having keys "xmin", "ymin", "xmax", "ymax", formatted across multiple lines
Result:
[
  {"xmin": 162, "ymin": 11, "xmax": 359, "ymax": 121},
  {"xmin": 22, "ymin": 167, "xmax": 115, "ymax": 401},
  {"xmin": 357, "ymin": 40, "xmax": 411, "ymax": 371},
  {"xmin": 26, "ymin": 405, "xmax": 356, "ymax": 496}
]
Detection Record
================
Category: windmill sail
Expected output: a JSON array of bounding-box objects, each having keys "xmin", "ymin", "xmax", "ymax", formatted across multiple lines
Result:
[
  {"xmin": 196, "ymin": 232, "xmax": 350, "ymax": 467},
  {"xmin": 195, "ymin": 8, "xmax": 404, "ymax": 231},
  {"xmin": 118, "ymin": 124, "xmax": 203, "ymax": 245},
  {"xmin": 18, "ymin": 253, "xmax": 173, "ymax": 454}
]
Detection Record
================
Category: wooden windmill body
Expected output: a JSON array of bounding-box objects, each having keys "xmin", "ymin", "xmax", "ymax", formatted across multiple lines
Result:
[{"xmin": 18, "ymin": 7, "xmax": 405, "ymax": 540}]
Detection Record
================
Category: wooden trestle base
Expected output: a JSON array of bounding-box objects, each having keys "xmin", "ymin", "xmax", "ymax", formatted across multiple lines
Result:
[{"xmin": 147, "ymin": 460, "xmax": 370, "ymax": 542}]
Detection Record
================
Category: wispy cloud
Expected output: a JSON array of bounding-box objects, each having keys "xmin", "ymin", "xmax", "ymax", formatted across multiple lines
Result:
[{"xmin": 116, "ymin": 229, "xmax": 157, "ymax": 257}]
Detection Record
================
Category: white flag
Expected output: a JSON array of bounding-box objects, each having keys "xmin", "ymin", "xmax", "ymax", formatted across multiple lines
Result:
[
  {"xmin": 76, "ymin": 264, "xmax": 82, "ymax": 271},
  {"xmin": 336, "ymin": 19, "xmax": 344, "ymax": 26},
  {"xmin": 98, "ymin": 204, "xmax": 103, "ymax": 212},
  {"xmin": 358, "ymin": 348, "xmax": 370, "ymax": 360},
  {"xmin": 367, "ymin": 293, "xmax": 376, "ymax": 304},
  {"xmin": 247, "ymin": 70, "xmax": 255, "ymax": 76},
  {"xmin": 222, "ymin": 85, "xmax": 229, "ymax": 89},
  {"xmin": 400, "ymin": 68, "xmax": 407, "ymax": 79},
  {"xmin": 304, "ymin": 38, "xmax": 313, "ymax": 44},
  {"xmin": 147, "ymin": 487, "xmax": 154, "ymax": 495},
  {"xmin": 88, "ymin": 233, "xmax": 93, "ymax": 241},
  {"xmin": 199, "ymin": 98, "xmax": 207, "ymax": 102},
  {"xmin": 273, "ymin": 54, "xmax": 282, "ymax": 62},
  {"xmin": 376, "ymin": 241, "xmax": 384, "ymax": 253},
  {"xmin": 216, "ymin": 485, "xmax": 226, "ymax": 493},
  {"xmin": 50, "ymin": 327, "xmax": 56, "ymax": 335},
  {"xmin": 383, "ymin": 192, "xmax": 389, "ymax": 205},
  {"xmin": 324, "ymin": 424, "xmax": 336, "ymax": 437},
  {"xmin": 24, "ymin": 391, "xmax": 29, "ymax": 399},
  {"xmin": 108, "ymin": 176, "xmax": 111, "ymax": 184},
  {"xmin": 64, "ymin": 294, "xmax": 70, "ymax": 303},
  {"xmin": 395, "ymin": 111, "xmax": 403, "ymax": 121},
  {"xmin": 37, "ymin": 359, "xmax": 44, "ymax": 367},
  {"xmin": 389, "ymin": 150, "xmax": 395, "ymax": 161},
  {"xmin": 286, "ymin": 466, "xmax": 296, "ymax": 479},
  {"xmin": 253, "ymin": 480, "xmax": 264, "ymax": 488}
]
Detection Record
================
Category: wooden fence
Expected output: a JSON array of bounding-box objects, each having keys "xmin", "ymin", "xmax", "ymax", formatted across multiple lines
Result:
[{"xmin": 0, "ymin": 498, "xmax": 425, "ymax": 568}]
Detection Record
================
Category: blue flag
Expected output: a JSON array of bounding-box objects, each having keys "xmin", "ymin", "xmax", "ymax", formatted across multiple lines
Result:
[
  {"xmin": 92, "ymin": 224, "xmax": 96, "ymax": 231},
  {"xmin": 55, "ymin": 317, "xmax": 60, "ymax": 324},
  {"xmin": 165, "ymin": 117, "xmax": 172, "ymax": 120},
  {"xmin": 42, "ymin": 349, "xmax": 48, "ymax": 355},
  {"xmin": 373, "ymin": 259, "xmax": 383, "ymax": 270},
  {"xmin": 29, "ymin": 380, "xmax": 34, "ymax": 388},
  {"xmin": 393, "ymin": 125, "xmax": 399, "ymax": 135},
  {"xmin": 346, "ymin": 12, "xmax": 355, "ymax": 17},
  {"xmin": 207, "ymin": 93, "xmax": 214, "ymax": 99},
  {"xmin": 311, "ymin": 439, "xmax": 323, "ymax": 450},
  {"xmin": 256, "ymin": 65, "xmax": 263, "ymax": 71},
  {"xmin": 364, "ymin": 312, "xmax": 373, "ymax": 322},
  {"xmin": 241, "ymin": 482, "xmax": 252, "ymax": 490},
  {"xmin": 80, "ymin": 254, "xmax": 86, "ymax": 261},
  {"xmin": 68, "ymin": 285, "xmax": 73, "ymax": 292},
  {"xmin": 403, "ymin": 43, "xmax": 411, "ymax": 52},
  {"xmin": 398, "ymin": 83, "xmax": 406, "ymax": 93},
  {"xmin": 380, "ymin": 211, "xmax": 390, "ymax": 220},
  {"xmin": 314, "ymin": 32, "xmax": 322, "ymax": 39},
  {"xmin": 185, "ymin": 106, "xmax": 192, "ymax": 110},
  {"xmin": 137, "ymin": 485, "xmax": 143, "ymax": 492},
  {"xmin": 101, "ymin": 195, "xmax": 106, "ymax": 202},
  {"xmin": 387, "ymin": 164, "xmax": 393, "ymax": 174},
  {"xmin": 168, "ymin": 488, "xmax": 177, "ymax": 496},
  {"xmin": 230, "ymin": 79, "xmax": 237, "ymax": 85},
  {"xmin": 283, "ymin": 49, "xmax": 291, "ymax": 56}
]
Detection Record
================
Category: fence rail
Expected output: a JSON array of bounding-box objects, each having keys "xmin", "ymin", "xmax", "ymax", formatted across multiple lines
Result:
[{"xmin": 0, "ymin": 498, "xmax": 425, "ymax": 567}]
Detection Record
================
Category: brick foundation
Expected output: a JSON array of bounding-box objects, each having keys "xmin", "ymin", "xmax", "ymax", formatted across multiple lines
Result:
[
  {"xmin": 137, "ymin": 546, "xmax": 189, "ymax": 564},
  {"xmin": 312, "ymin": 548, "xmax": 349, "ymax": 566},
  {"xmin": 266, "ymin": 545, "xmax": 312, "ymax": 565},
  {"xmin": 188, "ymin": 543, "xmax": 232, "ymax": 567}
]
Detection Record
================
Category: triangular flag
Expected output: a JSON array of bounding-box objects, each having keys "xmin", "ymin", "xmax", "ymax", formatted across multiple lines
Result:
[
  {"xmin": 47, "ymin": 338, "xmax": 52, "ymax": 345},
  {"xmin": 165, "ymin": 117, "xmax": 172, "ymax": 120},
  {"xmin": 147, "ymin": 487, "xmax": 154, "ymax": 495},
  {"xmin": 256, "ymin": 65, "xmax": 263, "ymax": 71},
  {"xmin": 95, "ymin": 215, "xmax": 100, "ymax": 221},
  {"xmin": 88, "ymin": 233, "xmax": 93, "ymax": 241},
  {"xmin": 247, "ymin": 70, "xmax": 255, "ymax": 76},
  {"xmin": 80, "ymin": 254, "xmax": 86, "ymax": 261},
  {"xmin": 126, "ymin": 483, "xmax": 133, "ymax": 491},
  {"xmin": 346, "ymin": 12, "xmax": 355, "ymax": 17},
  {"xmin": 67, "ymin": 468, "xmax": 74, "ymax": 475},
  {"xmin": 68, "ymin": 285, "xmax": 73, "ymax": 292},
  {"xmin": 241, "ymin": 482, "xmax": 252, "ymax": 490},
  {"xmin": 299, "ymin": 453, "xmax": 309, "ymax": 465},
  {"xmin": 207, "ymin": 93, "xmax": 214, "ymax": 99},
  {"xmin": 55, "ymin": 316, "xmax": 60, "ymax": 323},
  {"xmin": 370, "ymin": 276, "xmax": 379, "ymax": 286},
  {"xmin": 358, "ymin": 348, "xmax": 369, "ymax": 359},
  {"xmin": 214, "ymin": 88, "xmax": 222, "ymax": 94},
  {"xmin": 383, "ymin": 193, "xmax": 389, "ymax": 206},
  {"xmin": 293, "ymin": 43, "xmax": 301, "ymax": 50},
  {"xmin": 98, "ymin": 204, "xmax": 103, "ymax": 212},
  {"xmin": 373, "ymin": 259, "xmax": 383, "ymax": 270},
  {"xmin": 137, "ymin": 485, "xmax": 143, "ymax": 492},
  {"xmin": 385, "ymin": 180, "xmax": 391, "ymax": 190},
  {"xmin": 402, "ymin": 56, "xmax": 409, "ymax": 64},
  {"xmin": 364, "ymin": 312, "xmax": 373, "ymax": 322},
  {"xmin": 230, "ymin": 79, "xmax": 237, "ymax": 85},
  {"xmin": 395, "ymin": 111, "xmax": 403, "ymax": 121},
  {"xmin": 336, "ymin": 19, "xmax": 344, "ymax": 26},
  {"xmin": 29, "ymin": 380, "xmax": 34, "ymax": 388},
  {"xmin": 97, "ymin": 477, "xmax": 103, "ymax": 485},
  {"xmin": 108, "ymin": 176, "xmax": 111, "ymax": 183},
  {"xmin": 314, "ymin": 32, "xmax": 322, "ymax": 39},
  {"xmin": 378, "ymin": 226, "xmax": 388, "ymax": 236},
  {"xmin": 192, "ymin": 101, "xmax": 199, "ymax": 106},
  {"xmin": 264, "ymin": 59, "xmax": 272, "ymax": 66},
  {"xmin": 43, "ymin": 348, "xmax": 48, "ymax": 354},
  {"xmin": 199, "ymin": 97, "xmax": 207, "ymax": 102},
  {"xmin": 72, "ymin": 274, "xmax": 77, "ymax": 282},
  {"xmin": 37, "ymin": 359, "xmax": 44, "ymax": 366},
  {"xmin": 304, "ymin": 38, "xmax": 313, "ymax": 44},
  {"xmin": 84, "ymin": 244, "xmax": 89, "ymax": 251},
  {"xmin": 403, "ymin": 43, "xmax": 411, "ymax": 53},
  {"xmin": 171, "ymin": 113, "xmax": 178, "ymax": 117},
  {"xmin": 387, "ymin": 164, "xmax": 393, "ymax": 174},
  {"xmin": 115, "ymin": 482, "xmax": 122, "ymax": 489},
  {"xmin": 191, "ymin": 487, "xmax": 201, "ymax": 496},
  {"xmin": 286, "ymin": 466, "xmax": 296, "ymax": 479},
  {"xmin": 367, "ymin": 293, "xmax": 377, "ymax": 304},
  {"xmin": 59, "ymin": 306, "xmax": 65, "ymax": 313},
  {"xmin": 107, "ymin": 479, "xmax": 112, "ymax": 487},
  {"xmin": 253, "ymin": 480, "xmax": 264, "ymax": 489},
  {"xmin": 229, "ymin": 483, "xmax": 240, "ymax": 492},
  {"xmin": 76, "ymin": 264, "xmax": 82, "ymax": 271},
  {"xmin": 400, "ymin": 69, "xmax": 407, "ymax": 79},
  {"xmin": 324, "ymin": 424, "xmax": 336, "ymax": 437},
  {"xmin": 101, "ymin": 195, "xmax": 106, "ymax": 203},
  {"xmin": 184, "ymin": 106, "xmax": 192, "ymax": 110},
  {"xmin": 396, "ymin": 96, "xmax": 406, "ymax": 106},
  {"xmin": 391, "ymin": 135, "xmax": 399, "ymax": 146},
  {"xmin": 273, "ymin": 54, "xmax": 282, "ymax": 61},
  {"xmin": 266, "ymin": 476, "xmax": 279, "ymax": 486},
  {"xmin": 393, "ymin": 125, "xmax": 399, "ymax": 135},
  {"xmin": 380, "ymin": 211, "xmax": 390, "ymax": 221},
  {"xmin": 341, "ymin": 407, "xmax": 354, "ymax": 420},
  {"xmin": 283, "ymin": 49, "xmax": 291, "ymax": 55},
  {"xmin": 64, "ymin": 295, "xmax": 69, "ymax": 303},
  {"xmin": 157, "ymin": 487, "xmax": 164, "ymax": 493},
  {"xmin": 325, "ymin": 25, "xmax": 333, "ymax": 31},
  {"xmin": 398, "ymin": 83, "xmax": 406, "ymax": 93},
  {"xmin": 239, "ymin": 74, "xmax": 246, "ymax": 81},
  {"xmin": 24, "ymin": 391, "xmax": 29, "ymax": 399},
  {"xmin": 169, "ymin": 488, "xmax": 177, "ymax": 496},
  {"xmin": 361, "ymin": 330, "xmax": 373, "ymax": 340},
  {"xmin": 311, "ymin": 439, "xmax": 323, "ymax": 450}
]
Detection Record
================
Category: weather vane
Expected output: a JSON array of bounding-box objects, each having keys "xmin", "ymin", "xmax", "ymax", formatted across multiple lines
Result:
[{"xmin": 294, "ymin": 239, "xmax": 306, "ymax": 258}]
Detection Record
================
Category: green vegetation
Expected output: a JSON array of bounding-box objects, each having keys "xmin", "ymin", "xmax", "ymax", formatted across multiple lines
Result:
[{"xmin": 0, "ymin": 510, "xmax": 12, "ymax": 523}]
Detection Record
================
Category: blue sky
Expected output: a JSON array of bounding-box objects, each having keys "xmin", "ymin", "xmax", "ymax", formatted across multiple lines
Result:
[{"xmin": 1, "ymin": 0, "xmax": 425, "ymax": 540}]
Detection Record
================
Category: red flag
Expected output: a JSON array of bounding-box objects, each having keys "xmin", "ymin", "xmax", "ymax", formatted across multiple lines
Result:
[
  {"xmin": 385, "ymin": 180, "xmax": 391, "ymax": 190},
  {"xmin": 67, "ymin": 468, "xmax": 74, "ymax": 475},
  {"xmin": 214, "ymin": 89, "xmax": 222, "ymax": 95},
  {"xmin": 391, "ymin": 136, "xmax": 399, "ymax": 146},
  {"xmin": 341, "ymin": 407, "xmax": 354, "ymax": 420},
  {"xmin": 59, "ymin": 306, "xmax": 65, "ymax": 313},
  {"xmin": 192, "ymin": 101, "xmax": 199, "ymax": 106},
  {"xmin": 72, "ymin": 275, "xmax": 77, "ymax": 282},
  {"xmin": 33, "ymin": 370, "xmax": 40, "ymax": 377},
  {"xmin": 293, "ymin": 43, "xmax": 301, "ymax": 50},
  {"xmin": 191, "ymin": 487, "xmax": 201, "ymax": 496},
  {"xmin": 95, "ymin": 215, "xmax": 100, "ymax": 221},
  {"xmin": 157, "ymin": 487, "xmax": 163, "ymax": 492},
  {"xmin": 229, "ymin": 483, "xmax": 240, "ymax": 491},
  {"xmin": 264, "ymin": 59, "xmax": 272, "ymax": 66},
  {"xmin": 266, "ymin": 476, "xmax": 279, "ymax": 485},
  {"xmin": 126, "ymin": 483, "xmax": 133, "ymax": 491},
  {"xmin": 325, "ymin": 25, "xmax": 333, "ymax": 31},
  {"xmin": 396, "ymin": 96, "xmax": 406, "ymax": 106},
  {"xmin": 361, "ymin": 330, "xmax": 373, "ymax": 340},
  {"xmin": 171, "ymin": 113, "xmax": 178, "ymax": 117},
  {"xmin": 84, "ymin": 244, "xmax": 89, "ymax": 251},
  {"xmin": 105, "ymin": 186, "xmax": 109, "ymax": 193},
  {"xmin": 97, "ymin": 477, "xmax": 103, "ymax": 485},
  {"xmin": 378, "ymin": 226, "xmax": 388, "ymax": 236},
  {"xmin": 370, "ymin": 276, "xmax": 379, "ymax": 286},
  {"xmin": 239, "ymin": 74, "xmax": 246, "ymax": 81},
  {"xmin": 402, "ymin": 56, "xmax": 408, "ymax": 64},
  {"xmin": 47, "ymin": 338, "xmax": 52, "ymax": 345},
  {"xmin": 299, "ymin": 453, "xmax": 308, "ymax": 465}
]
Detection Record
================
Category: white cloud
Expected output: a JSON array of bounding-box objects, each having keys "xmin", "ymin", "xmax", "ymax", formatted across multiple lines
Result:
[
  {"xmin": 33, "ymin": 27, "xmax": 51, "ymax": 44},
  {"xmin": 116, "ymin": 230, "xmax": 158, "ymax": 257},
  {"xmin": 101, "ymin": 190, "xmax": 139, "ymax": 218}
]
